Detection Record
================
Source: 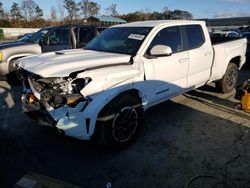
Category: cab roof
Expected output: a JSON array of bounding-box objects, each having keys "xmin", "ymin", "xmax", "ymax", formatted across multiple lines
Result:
[{"xmin": 112, "ymin": 20, "xmax": 205, "ymax": 28}]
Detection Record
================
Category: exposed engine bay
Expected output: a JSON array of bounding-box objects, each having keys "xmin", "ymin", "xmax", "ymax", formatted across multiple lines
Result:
[{"xmin": 18, "ymin": 68, "xmax": 91, "ymax": 109}]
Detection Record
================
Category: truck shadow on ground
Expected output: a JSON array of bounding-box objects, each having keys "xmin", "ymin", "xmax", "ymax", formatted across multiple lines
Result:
[{"xmin": 0, "ymin": 87, "xmax": 250, "ymax": 187}]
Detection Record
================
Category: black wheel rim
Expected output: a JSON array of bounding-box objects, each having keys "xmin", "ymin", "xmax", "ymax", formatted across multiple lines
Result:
[
  {"xmin": 112, "ymin": 106, "xmax": 138, "ymax": 143},
  {"xmin": 226, "ymin": 69, "xmax": 236, "ymax": 88}
]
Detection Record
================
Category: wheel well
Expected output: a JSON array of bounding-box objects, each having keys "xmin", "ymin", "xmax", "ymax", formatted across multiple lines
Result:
[
  {"xmin": 9, "ymin": 56, "xmax": 23, "ymax": 62},
  {"xmin": 116, "ymin": 89, "xmax": 142, "ymax": 103},
  {"xmin": 98, "ymin": 89, "xmax": 143, "ymax": 116},
  {"xmin": 230, "ymin": 56, "xmax": 241, "ymax": 67}
]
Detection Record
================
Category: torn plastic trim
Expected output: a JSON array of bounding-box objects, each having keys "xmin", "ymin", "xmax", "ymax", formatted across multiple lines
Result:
[
  {"xmin": 47, "ymin": 101, "xmax": 93, "ymax": 140},
  {"xmin": 47, "ymin": 100, "xmax": 89, "ymax": 121},
  {"xmin": 28, "ymin": 77, "xmax": 41, "ymax": 100}
]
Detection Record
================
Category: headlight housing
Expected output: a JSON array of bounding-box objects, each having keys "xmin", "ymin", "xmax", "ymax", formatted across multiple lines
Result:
[{"xmin": 28, "ymin": 76, "xmax": 92, "ymax": 109}]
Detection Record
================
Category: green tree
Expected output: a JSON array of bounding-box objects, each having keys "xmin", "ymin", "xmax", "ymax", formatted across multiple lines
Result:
[
  {"xmin": 10, "ymin": 3, "xmax": 23, "ymax": 20},
  {"xmin": 88, "ymin": 1, "xmax": 100, "ymax": 17},
  {"xmin": 79, "ymin": 0, "xmax": 100, "ymax": 18},
  {"xmin": 0, "ymin": 28, "xmax": 4, "ymax": 39},
  {"xmin": 120, "ymin": 8, "xmax": 193, "ymax": 22},
  {"xmin": 58, "ymin": 0, "xmax": 65, "ymax": 21},
  {"xmin": 35, "ymin": 5, "xmax": 43, "ymax": 20},
  {"xmin": 0, "ymin": 2, "xmax": 5, "ymax": 20},
  {"xmin": 172, "ymin": 9, "xmax": 193, "ymax": 20},
  {"xmin": 63, "ymin": 0, "xmax": 79, "ymax": 21},
  {"xmin": 106, "ymin": 4, "xmax": 118, "ymax": 17},
  {"xmin": 162, "ymin": 7, "xmax": 172, "ymax": 19},
  {"xmin": 21, "ymin": 0, "xmax": 37, "ymax": 21},
  {"xmin": 50, "ymin": 6, "xmax": 57, "ymax": 23},
  {"xmin": 79, "ymin": 0, "xmax": 89, "ymax": 18}
]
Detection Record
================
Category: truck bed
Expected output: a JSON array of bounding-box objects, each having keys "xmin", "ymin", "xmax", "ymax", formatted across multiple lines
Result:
[
  {"xmin": 208, "ymin": 37, "xmax": 247, "ymax": 83},
  {"xmin": 210, "ymin": 36, "xmax": 242, "ymax": 45}
]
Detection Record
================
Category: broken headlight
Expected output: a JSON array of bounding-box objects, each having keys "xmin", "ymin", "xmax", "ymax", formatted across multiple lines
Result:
[
  {"xmin": 71, "ymin": 77, "xmax": 92, "ymax": 94},
  {"xmin": 29, "ymin": 76, "xmax": 92, "ymax": 108}
]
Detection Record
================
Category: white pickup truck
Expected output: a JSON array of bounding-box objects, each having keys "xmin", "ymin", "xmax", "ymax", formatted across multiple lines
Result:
[{"xmin": 17, "ymin": 20, "xmax": 247, "ymax": 149}]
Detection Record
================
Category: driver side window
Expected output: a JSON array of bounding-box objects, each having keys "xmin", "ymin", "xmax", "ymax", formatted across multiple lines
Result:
[
  {"xmin": 48, "ymin": 27, "xmax": 70, "ymax": 45},
  {"xmin": 149, "ymin": 26, "xmax": 182, "ymax": 53}
]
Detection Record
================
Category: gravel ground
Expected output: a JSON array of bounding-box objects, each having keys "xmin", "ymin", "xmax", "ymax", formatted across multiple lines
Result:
[{"xmin": 0, "ymin": 69, "xmax": 250, "ymax": 188}]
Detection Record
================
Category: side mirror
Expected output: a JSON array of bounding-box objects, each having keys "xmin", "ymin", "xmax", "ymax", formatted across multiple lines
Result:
[{"xmin": 150, "ymin": 45, "xmax": 172, "ymax": 57}]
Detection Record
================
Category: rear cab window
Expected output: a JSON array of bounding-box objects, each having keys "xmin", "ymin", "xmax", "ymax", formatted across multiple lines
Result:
[{"xmin": 183, "ymin": 25, "xmax": 205, "ymax": 50}]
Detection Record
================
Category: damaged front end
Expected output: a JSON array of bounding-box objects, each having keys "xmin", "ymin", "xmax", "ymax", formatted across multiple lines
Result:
[
  {"xmin": 18, "ymin": 68, "xmax": 93, "ymax": 139},
  {"xmin": 27, "ymin": 75, "xmax": 91, "ymax": 108}
]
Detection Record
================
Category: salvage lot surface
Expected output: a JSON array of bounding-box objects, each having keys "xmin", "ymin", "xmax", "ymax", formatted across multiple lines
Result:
[{"xmin": 0, "ymin": 69, "xmax": 250, "ymax": 188}]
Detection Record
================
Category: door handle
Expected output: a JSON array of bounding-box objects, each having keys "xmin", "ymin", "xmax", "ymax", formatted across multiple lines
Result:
[
  {"xmin": 179, "ymin": 58, "xmax": 189, "ymax": 63},
  {"xmin": 205, "ymin": 52, "xmax": 212, "ymax": 56}
]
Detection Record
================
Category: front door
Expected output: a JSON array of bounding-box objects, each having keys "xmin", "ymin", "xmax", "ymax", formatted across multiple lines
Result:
[
  {"xmin": 41, "ymin": 26, "xmax": 72, "ymax": 53},
  {"xmin": 143, "ymin": 26, "xmax": 189, "ymax": 107}
]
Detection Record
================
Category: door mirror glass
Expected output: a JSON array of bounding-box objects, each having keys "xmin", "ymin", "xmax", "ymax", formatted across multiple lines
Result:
[{"xmin": 150, "ymin": 45, "xmax": 172, "ymax": 57}]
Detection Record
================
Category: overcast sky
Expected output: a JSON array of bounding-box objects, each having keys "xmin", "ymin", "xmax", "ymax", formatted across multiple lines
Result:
[{"xmin": 2, "ymin": 0, "xmax": 250, "ymax": 19}]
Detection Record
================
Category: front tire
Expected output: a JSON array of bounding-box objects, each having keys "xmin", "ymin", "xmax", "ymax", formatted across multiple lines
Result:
[
  {"xmin": 96, "ymin": 95, "xmax": 143, "ymax": 149},
  {"xmin": 216, "ymin": 63, "xmax": 238, "ymax": 94}
]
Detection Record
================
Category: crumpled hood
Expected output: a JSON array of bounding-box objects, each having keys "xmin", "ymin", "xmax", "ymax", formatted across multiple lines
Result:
[{"xmin": 17, "ymin": 49, "xmax": 132, "ymax": 78}]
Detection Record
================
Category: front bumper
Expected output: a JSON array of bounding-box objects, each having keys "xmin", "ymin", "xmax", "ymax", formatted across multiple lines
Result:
[
  {"xmin": 22, "ymin": 94, "xmax": 57, "ymax": 126},
  {"xmin": 22, "ymin": 92, "xmax": 94, "ymax": 140}
]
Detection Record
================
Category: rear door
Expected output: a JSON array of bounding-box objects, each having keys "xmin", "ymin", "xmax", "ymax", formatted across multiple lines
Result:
[
  {"xmin": 41, "ymin": 26, "xmax": 72, "ymax": 53},
  {"xmin": 182, "ymin": 24, "xmax": 213, "ymax": 88},
  {"xmin": 143, "ymin": 26, "xmax": 189, "ymax": 106}
]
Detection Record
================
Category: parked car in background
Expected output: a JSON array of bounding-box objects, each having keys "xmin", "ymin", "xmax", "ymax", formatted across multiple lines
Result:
[
  {"xmin": 239, "ymin": 26, "xmax": 250, "ymax": 33},
  {"xmin": 221, "ymin": 28, "xmax": 242, "ymax": 35},
  {"xmin": 242, "ymin": 32, "xmax": 250, "ymax": 61},
  {"xmin": 211, "ymin": 30, "xmax": 241, "ymax": 38},
  {"xmin": 17, "ymin": 20, "xmax": 247, "ymax": 148},
  {"xmin": 0, "ymin": 25, "xmax": 106, "ymax": 76}
]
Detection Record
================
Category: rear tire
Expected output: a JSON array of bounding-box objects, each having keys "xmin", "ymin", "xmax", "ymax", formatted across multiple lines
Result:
[
  {"xmin": 216, "ymin": 63, "xmax": 238, "ymax": 94},
  {"xmin": 95, "ymin": 95, "xmax": 143, "ymax": 150}
]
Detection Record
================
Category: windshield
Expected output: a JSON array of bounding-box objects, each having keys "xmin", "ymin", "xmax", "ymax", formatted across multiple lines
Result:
[
  {"xmin": 27, "ymin": 28, "xmax": 51, "ymax": 43},
  {"xmin": 85, "ymin": 27, "xmax": 152, "ymax": 55},
  {"xmin": 16, "ymin": 34, "xmax": 34, "ymax": 42}
]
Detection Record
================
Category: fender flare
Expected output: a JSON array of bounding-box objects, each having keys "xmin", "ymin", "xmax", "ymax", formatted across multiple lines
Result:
[{"xmin": 82, "ymin": 83, "xmax": 145, "ymax": 137}]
